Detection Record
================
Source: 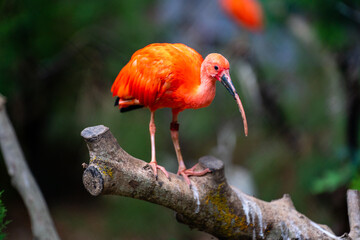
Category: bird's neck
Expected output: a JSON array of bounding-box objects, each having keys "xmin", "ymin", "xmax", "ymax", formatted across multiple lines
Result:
[{"xmin": 188, "ymin": 72, "xmax": 217, "ymax": 109}]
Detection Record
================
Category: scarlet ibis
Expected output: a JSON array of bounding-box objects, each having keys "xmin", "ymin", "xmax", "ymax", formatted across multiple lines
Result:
[
  {"xmin": 111, "ymin": 43, "xmax": 247, "ymax": 186},
  {"xmin": 220, "ymin": 0, "xmax": 264, "ymax": 31}
]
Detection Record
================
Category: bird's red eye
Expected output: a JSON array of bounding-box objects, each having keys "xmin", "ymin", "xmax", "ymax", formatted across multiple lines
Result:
[{"xmin": 214, "ymin": 65, "xmax": 219, "ymax": 71}]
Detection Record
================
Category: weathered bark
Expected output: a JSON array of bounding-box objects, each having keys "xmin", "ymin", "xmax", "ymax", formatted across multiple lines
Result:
[
  {"xmin": 347, "ymin": 190, "xmax": 360, "ymax": 240},
  {"xmin": 0, "ymin": 94, "xmax": 60, "ymax": 240},
  {"xmin": 81, "ymin": 125, "xmax": 357, "ymax": 240}
]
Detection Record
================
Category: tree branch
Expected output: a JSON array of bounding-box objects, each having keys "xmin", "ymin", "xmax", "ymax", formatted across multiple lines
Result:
[
  {"xmin": 0, "ymin": 94, "xmax": 60, "ymax": 240},
  {"xmin": 81, "ymin": 125, "xmax": 355, "ymax": 239}
]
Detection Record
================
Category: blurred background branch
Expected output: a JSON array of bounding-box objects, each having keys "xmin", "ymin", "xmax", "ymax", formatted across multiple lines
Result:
[{"xmin": 0, "ymin": 94, "xmax": 60, "ymax": 240}]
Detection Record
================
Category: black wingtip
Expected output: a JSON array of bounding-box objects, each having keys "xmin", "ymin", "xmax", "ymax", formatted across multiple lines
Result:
[
  {"xmin": 119, "ymin": 105, "xmax": 144, "ymax": 113},
  {"xmin": 114, "ymin": 97, "xmax": 120, "ymax": 106}
]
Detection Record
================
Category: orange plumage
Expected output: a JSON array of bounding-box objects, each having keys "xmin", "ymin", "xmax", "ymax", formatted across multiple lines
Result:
[
  {"xmin": 112, "ymin": 43, "xmax": 204, "ymax": 111},
  {"xmin": 111, "ymin": 43, "xmax": 247, "ymax": 186},
  {"xmin": 220, "ymin": 0, "xmax": 264, "ymax": 31}
]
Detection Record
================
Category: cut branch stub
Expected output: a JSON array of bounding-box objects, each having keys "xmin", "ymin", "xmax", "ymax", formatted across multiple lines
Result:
[
  {"xmin": 199, "ymin": 156, "xmax": 225, "ymax": 184},
  {"xmin": 81, "ymin": 125, "xmax": 346, "ymax": 239},
  {"xmin": 82, "ymin": 166, "xmax": 104, "ymax": 196},
  {"xmin": 80, "ymin": 125, "xmax": 124, "ymax": 160},
  {"xmin": 81, "ymin": 125, "xmax": 109, "ymax": 140}
]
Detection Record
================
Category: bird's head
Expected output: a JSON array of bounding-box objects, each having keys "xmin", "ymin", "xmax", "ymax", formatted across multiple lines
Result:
[
  {"xmin": 203, "ymin": 53, "xmax": 248, "ymax": 136},
  {"xmin": 203, "ymin": 53, "xmax": 230, "ymax": 80}
]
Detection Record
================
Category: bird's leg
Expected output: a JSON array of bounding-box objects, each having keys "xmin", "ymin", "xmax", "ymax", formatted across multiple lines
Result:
[
  {"xmin": 170, "ymin": 113, "xmax": 211, "ymax": 187},
  {"xmin": 148, "ymin": 111, "xmax": 169, "ymax": 180},
  {"xmin": 170, "ymin": 121, "xmax": 186, "ymax": 173}
]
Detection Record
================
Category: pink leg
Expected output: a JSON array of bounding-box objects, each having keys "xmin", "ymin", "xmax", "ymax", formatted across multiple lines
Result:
[
  {"xmin": 149, "ymin": 111, "xmax": 169, "ymax": 179},
  {"xmin": 170, "ymin": 112, "xmax": 211, "ymax": 187}
]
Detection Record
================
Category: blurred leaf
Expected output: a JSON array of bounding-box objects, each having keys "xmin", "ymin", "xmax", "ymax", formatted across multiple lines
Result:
[{"xmin": 311, "ymin": 165, "xmax": 353, "ymax": 194}]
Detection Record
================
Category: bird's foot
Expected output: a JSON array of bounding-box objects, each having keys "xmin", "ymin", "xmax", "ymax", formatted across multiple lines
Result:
[
  {"xmin": 178, "ymin": 163, "xmax": 211, "ymax": 188},
  {"xmin": 148, "ymin": 162, "xmax": 170, "ymax": 180}
]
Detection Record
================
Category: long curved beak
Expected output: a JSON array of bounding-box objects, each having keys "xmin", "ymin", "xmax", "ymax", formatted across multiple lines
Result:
[{"xmin": 220, "ymin": 70, "xmax": 248, "ymax": 136}]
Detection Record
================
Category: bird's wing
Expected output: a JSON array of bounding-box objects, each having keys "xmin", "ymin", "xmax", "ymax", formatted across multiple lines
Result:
[
  {"xmin": 111, "ymin": 43, "xmax": 203, "ymax": 107},
  {"xmin": 111, "ymin": 44, "xmax": 167, "ymax": 106}
]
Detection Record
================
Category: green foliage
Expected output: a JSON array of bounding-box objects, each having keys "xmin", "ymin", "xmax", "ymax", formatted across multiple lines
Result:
[
  {"xmin": 0, "ymin": 191, "xmax": 9, "ymax": 240},
  {"xmin": 312, "ymin": 166, "xmax": 353, "ymax": 194},
  {"xmin": 351, "ymin": 172, "xmax": 360, "ymax": 190}
]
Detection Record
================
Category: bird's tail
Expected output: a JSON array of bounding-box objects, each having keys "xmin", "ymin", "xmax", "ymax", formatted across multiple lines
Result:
[{"xmin": 114, "ymin": 97, "xmax": 144, "ymax": 113}]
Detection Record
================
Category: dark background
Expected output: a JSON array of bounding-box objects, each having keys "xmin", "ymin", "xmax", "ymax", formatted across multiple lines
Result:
[{"xmin": 1, "ymin": 0, "xmax": 359, "ymax": 239}]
